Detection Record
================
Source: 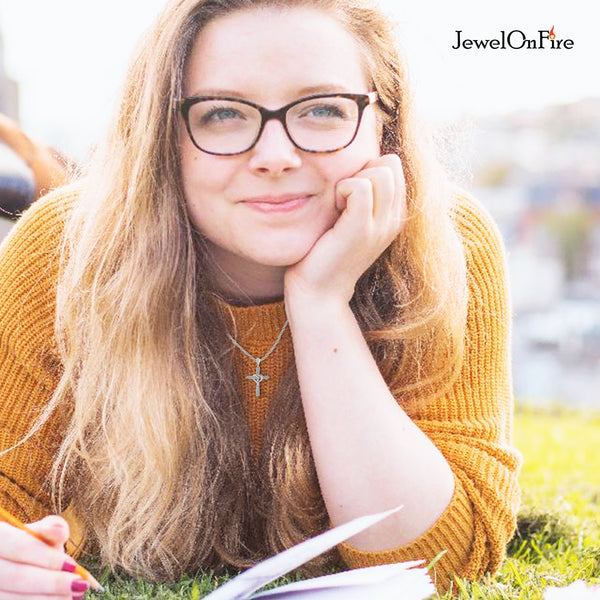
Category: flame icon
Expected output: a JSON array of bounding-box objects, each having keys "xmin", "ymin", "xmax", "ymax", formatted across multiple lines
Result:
[{"xmin": 549, "ymin": 25, "xmax": 556, "ymax": 39}]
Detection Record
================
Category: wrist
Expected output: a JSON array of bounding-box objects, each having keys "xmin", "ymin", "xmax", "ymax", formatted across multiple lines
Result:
[
  {"xmin": 284, "ymin": 287, "xmax": 350, "ymax": 323},
  {"xmin": 284, "ymin": 277, "xmax": 351, "ymax": 310}
]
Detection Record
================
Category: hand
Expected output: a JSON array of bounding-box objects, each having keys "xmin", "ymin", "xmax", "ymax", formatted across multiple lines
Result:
[
  {"xmin": 284, "ymin": 153, "xmax": 406, "ymax": 306},
  {"xmin": 0, "ymin": 515, "xmax": 90, "ymax": 598}
]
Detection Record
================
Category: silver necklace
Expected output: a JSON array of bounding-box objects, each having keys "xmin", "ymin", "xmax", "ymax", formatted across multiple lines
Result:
[{"xmin": 227, "ymin": 319, "xmax": 289, "ymax": 397}]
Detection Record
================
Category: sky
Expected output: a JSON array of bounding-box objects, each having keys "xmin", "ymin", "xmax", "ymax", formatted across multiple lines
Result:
[{"xmin": 0, "ymin": 0, "xmax": 598, "ymax": 160}]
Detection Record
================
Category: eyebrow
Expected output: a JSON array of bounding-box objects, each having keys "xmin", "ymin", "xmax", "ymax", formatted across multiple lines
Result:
[{"xmin": 186, "ymin": 84, "xmax": 354, "ymax": 99}]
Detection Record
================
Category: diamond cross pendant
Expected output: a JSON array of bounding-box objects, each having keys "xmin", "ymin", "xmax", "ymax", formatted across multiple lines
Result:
[{"xmin": 246, "ymin": 358, "xmax": 270, "ymax": 397}]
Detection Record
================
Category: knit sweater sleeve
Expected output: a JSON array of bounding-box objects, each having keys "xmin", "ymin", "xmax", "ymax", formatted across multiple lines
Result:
[
  {"xmin": 336, "ymin": 193, "xmax": 522, "ymax": 592},
  {"xmin": 0, "ymin": 189, "xmax": 75, "ymax": 524}
]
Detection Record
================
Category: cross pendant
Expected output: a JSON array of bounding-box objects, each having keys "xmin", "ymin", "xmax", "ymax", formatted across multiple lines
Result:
[{"xmin": 246, "ymin": 358, "xmax": 270, "ymax": 397}]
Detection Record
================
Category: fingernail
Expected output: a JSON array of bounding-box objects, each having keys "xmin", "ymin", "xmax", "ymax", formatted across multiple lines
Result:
[
  {"xmin": 71, "ymin": 580, "xmax": 90, "ymax": 593},
  {"xmin": 62, "ymin": 561, "xmax": 77, "ymax": 573}
]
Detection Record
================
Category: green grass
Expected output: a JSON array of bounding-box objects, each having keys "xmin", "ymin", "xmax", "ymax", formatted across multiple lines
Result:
[{"xmin": 86, "ymin": 404, "xmax": 600, "ymax": 599}]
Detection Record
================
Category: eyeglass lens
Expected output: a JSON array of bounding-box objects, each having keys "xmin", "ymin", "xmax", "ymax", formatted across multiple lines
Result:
[{"xmin": 186, "ymin": 96, "xmax": 362, "ymax": 154}]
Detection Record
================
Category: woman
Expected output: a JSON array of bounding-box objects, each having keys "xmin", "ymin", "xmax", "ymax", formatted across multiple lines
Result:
[{"xmin": 0, "ymin": 0, "xmax": 522, "ymax": 596}]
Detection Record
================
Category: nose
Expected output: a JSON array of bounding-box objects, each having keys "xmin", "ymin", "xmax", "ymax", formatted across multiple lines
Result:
[{"xmin": 247, "ymin": 119, "xmax": 302, "ymax": 176}]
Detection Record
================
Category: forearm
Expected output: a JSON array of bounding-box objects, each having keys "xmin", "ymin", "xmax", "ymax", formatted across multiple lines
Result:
[
  {"xmin": 0, "ymin": 113, "xmax": 69, "ymax": 197},
  {"xmin": 284, "ymin": 293, "xmax": 455, "ymax": 551}
]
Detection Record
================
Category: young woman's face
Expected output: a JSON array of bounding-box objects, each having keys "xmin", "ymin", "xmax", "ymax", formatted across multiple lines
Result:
[{"xmin": 179, "ymin": 7, "xmax": 380, "ymax": 301}]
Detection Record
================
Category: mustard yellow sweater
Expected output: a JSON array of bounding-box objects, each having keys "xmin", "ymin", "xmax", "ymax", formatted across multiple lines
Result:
[{"xmin": 0, "ymin": 189, "xmax": 522, "ymax": 592}]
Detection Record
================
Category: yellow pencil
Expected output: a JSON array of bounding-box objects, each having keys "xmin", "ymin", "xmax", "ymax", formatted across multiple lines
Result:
[{"xmin": 0, "ymin": 505, "xmax": 104, "ymax": 593}]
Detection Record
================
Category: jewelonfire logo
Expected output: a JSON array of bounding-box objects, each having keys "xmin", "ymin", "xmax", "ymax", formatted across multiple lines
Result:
[{"xmin": 452, "ymin": 27, "xmax": 574, "ymax": 50}]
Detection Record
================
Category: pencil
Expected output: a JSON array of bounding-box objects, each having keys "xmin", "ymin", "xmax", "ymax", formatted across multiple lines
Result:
[{"xmin": 0, "ymin": 505, "xmax": 105, "ymax": 593}]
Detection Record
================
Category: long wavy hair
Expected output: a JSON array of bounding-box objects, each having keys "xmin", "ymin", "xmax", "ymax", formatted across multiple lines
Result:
[{"xmin": 38, "ymin": 0, "xmax": 468, "ymax": 583}]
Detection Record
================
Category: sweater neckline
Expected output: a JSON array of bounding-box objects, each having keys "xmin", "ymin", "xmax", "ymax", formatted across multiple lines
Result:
[{"xmin": 207, "ymin": 293, "xmax": 289, "ymax": 348}]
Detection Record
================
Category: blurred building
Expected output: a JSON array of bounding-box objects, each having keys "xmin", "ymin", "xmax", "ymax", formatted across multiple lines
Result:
[
  {"xmin": 0, "ymin": 28, "xmax": 18, "ymax": 119},
  {"xmin": 0, "ymin": 27, "xmax": 33, "ymax": 219},
  {"xmin": 469, "ymin": 98, "xmax": 600, "ymax": 305},
  {"xmin": 462, "ymin": 98, "xmax": 600, "ymax": 407}
]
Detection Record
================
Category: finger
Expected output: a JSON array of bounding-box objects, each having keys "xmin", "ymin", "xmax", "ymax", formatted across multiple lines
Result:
[
  {"xmin": 0, "ymin": 557, "xmax": 88, "ymax": 596},
  {"xmin": 352, "ymin": 164, "xmax": 395, "ymax": 222},
  {"xmin": 335, "ymin": 177, "xmax": 374, "ymax": 233},
  {"xmin": 387, "ymin": 154, "xmax": 406, "ymax": 230},
  {"xmin": 360, "ymin": 154, "xmax": 406, "ymax": 235},
  {"xmin": 352, "ymin": 154, "xmax": 404, "ymax": 213},
  {"xmin": 360, "ymin": 153, "xmax": 406, "ymax": 197},
  {"xmin": 0, "ymin": 592, "xmax": 73, "ymax": 600},
  {"xmin": 361, "ymin": 153, "xmax": 406, "ymax": 192},
  {"xmin": 381, "ymin": 154, "xmax": 407, "ymax": 229},
  {"xmin": 0, "ymin": 523, "xmax": 76, "ymax": 572},
  {"xmin": 376, "ymin": 153, "xmax": 405, "ymax": 194},
  {"xmin": 0, "ymin": 595, "xmax": 71, "ymax": 600},
  {"xmin": 27, "ymin": 516, "xmax": 71, "ymax": 549}
]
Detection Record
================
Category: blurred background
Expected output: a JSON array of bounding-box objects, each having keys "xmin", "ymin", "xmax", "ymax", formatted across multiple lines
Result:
[{"xmin": 0, "ymin": 0, "xmax": 599, "ymax": 408}]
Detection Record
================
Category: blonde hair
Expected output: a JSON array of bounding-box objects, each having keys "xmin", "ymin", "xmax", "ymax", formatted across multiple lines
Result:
[{"xmin": 42, "ymin": 0, "xmax": 468, "ymax": 583}]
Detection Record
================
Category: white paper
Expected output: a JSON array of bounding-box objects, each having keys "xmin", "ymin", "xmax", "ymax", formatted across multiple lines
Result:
[
  {"xmin": 201, "ymin": 505, "xmax": 435, "ymax": 600},
  {"xmin": 544, "ymin": 581, "xmax": 600, "ymax": 599},
  {"xmin": 249, "ymin": 561, "xmax": 435, "ymax": 599},
  {"xmin": 251, "ymin": 561, "xmax": 425, "ymax": 595}
]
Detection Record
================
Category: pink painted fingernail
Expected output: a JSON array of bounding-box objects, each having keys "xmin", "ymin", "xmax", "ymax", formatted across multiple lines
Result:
[
  {"xmin": 71, "ymin": 580, "xmax": 90, "ymax": 593},
  {"xmin": 62, "ymin": 561, "xmax": 77, "ymax": 573}
]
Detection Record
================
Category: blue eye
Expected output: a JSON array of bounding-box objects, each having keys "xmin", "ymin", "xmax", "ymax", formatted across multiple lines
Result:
[
  {"xmin": 200, "ymin": 107, "xmax": 245, "ymax": 124},
  {"xmin": 307, "ymin": 104, "xmax": 346, "ymax": 119}
]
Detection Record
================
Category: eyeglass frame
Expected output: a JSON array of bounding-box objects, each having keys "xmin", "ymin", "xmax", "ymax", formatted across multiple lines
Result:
[{"xmin": 178, "ymin": 91, "xmax": 379, "ymax": 156}]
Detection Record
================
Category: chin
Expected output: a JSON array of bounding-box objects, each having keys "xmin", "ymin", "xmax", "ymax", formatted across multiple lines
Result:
[
  {"xmin": 251, "ymin": 250, "xmax": 307, "ymax": 268},
  {"xmin": 248, "ymin": 236, "xmax": 316, "ymax": 267}
]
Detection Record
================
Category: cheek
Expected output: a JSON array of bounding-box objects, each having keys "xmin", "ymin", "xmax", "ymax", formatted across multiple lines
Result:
[
  {"xmin": 179, "ymin": 148, "xmax": 218, "ymax": 231},
  {"xmin": 179, "ymin": 126, "xmax": 222, "ymax": 190},
  {"xmin": 322, "ymin": 125, "xmax": 381, "ymax": 184},
  {"xmin": 179, "ymin": 144, "xmax": 228, "ymax": 202},
  {"xmin": 180, "ymin": 141, "xmax": 206, "ymax": 187},
  {"xmin": 179, "ymin": 138, "xmax": 199, "ymax": 190},
  {"xmin": 361, "ymin": 111, "xmax": 383, "ymax": 157}
]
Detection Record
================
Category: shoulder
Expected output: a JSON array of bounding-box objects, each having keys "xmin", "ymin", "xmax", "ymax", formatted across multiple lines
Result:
[
  {"xmin": 1, "ymin": 184, "xmax": 79, "ymax": 243},
  {"xmin": 0, "ymin": 185, "xmax": 79, "ymax": 375},
  {"xmin": 0, "ymin": 183, "xmax": 79, "ymax": 285},
  {"xmin": 449, "ymin": 189, "xmax": 506, "ymax": 260},
  {"xmin": 0, "ymin": 185, "xmax": 79, "ymax": 268},
  {"xmin": 448, "ymin": 189, "xmax": 509, "ymax": 298}
]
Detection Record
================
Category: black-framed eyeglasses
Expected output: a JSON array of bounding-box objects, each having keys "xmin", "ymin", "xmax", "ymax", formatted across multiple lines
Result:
[{"xmin": 178, "ymin": 92, "xmax": 378, "ymax": 156}]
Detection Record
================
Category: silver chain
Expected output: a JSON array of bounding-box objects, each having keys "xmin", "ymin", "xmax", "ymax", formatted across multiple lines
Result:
[{"xmin": 227, "ymin": 319, "xmax": 289, "ymax": 397}]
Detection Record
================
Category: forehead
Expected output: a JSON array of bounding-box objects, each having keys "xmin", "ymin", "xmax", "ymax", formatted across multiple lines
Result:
[{"xmin": 183, "ymin": 7, "xmax": 370, "ymax": 103}]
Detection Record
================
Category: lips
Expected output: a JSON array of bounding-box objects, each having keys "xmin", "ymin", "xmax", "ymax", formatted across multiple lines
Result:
[
  {"xmin": 242, "ymin": 194, "xmax": 312, "ymax": 205},
  {"xmin": 242, "ymin": 194, "xmax": 313, "ymax": 214}
]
